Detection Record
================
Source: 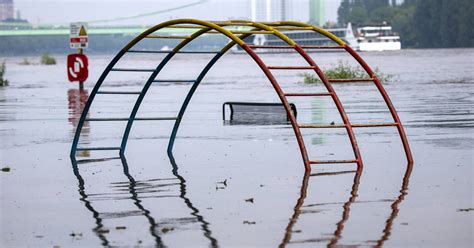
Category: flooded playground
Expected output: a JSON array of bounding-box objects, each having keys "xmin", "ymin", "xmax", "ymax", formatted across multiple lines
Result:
[{"xmin": 1, "ymin": 48, "xmax": 473, "ymax": 247}]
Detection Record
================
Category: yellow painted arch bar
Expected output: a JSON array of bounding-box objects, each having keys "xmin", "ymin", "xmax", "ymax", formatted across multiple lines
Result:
[
  {"xmin": 261, "ymin": 20, "xmax": 346, "ymax": 46},
  {"xmin": 121, "ymin": 18, "xmax": 349, "ymax": 54}
]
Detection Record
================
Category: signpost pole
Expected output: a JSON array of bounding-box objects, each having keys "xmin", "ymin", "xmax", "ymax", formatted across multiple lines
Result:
[{"xmin": 77, "ymin": 48, "xmax": 84, "ymax": 90}]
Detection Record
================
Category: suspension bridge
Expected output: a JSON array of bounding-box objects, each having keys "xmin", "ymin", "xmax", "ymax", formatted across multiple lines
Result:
[{"xmin": 0, "ymin": 0, "xmax": 214, "ymax": 37}]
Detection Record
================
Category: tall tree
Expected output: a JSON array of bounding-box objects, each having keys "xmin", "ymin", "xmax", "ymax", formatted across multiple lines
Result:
[
  {"xmin": 454, "ymin": 0, "xmax": 474, "ymax": 47},
  {"xmin": 414, "ymin": 0, "xmax": 442, "ymax": 47},
  {"xmin": 363, "ymin": 0, "xmax": 389, "ymax": 13},
  {"xmin": 337, "ymin": 0, "xmax": 352, "ymax": 25},
  {"xmin": 336, "ymin": 0, "xmax": 474, "ymax": 47}
]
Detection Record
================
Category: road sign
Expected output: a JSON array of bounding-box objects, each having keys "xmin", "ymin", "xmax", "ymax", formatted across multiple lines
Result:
[
  {"xmin": 70, "ymin": 22, "xmax": 88, "ymax": 49},
  {"xmin": 67, "ymin": 54, "xmax": 89, "ymax": 82}
]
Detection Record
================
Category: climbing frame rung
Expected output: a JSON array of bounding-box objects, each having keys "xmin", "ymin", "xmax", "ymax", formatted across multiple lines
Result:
[
  {"xmin": 249, "ymin": 45, "xmax": 294, "ymax": 49},
  {"xmin": 284, "ymin": 92, "xmax": 332, "ymax": 97},
  {"xmin": 301, "ymin": 45, "xmax": 345, "ymax": 49},
  {"xmin": 128, "ymin": 50, "xmax": 219, "ymax": 54},
  {"xmin": 328, "ymin": 78, "xmax": 374, "ymax": 83},
  {"xmin": 268, "ymin": 66, "xmax": 316, "ymax": 70},
  {"xmin": 76, "ymin": 147, "xmax": 121, "ymax": 151},
  {"xmin": 234, "ymin": 30, "xmax": 274, "ymax": 34},
  {"xmin": 299, "ymin": 123, "xmax": 399, "ymax": 129},
  {"xmin": 310, "ymin": 170, "xmax": 358, "ymax": 177},
  {"xmin": 273, "ymin": 27, "xmax": 314, "ymax": 30},
  {"xmin": 111, "ymin": 68, "xmax": 156, "ymax": 72},
  {"xmin": 208, "ymin": 30, "xmax": 274, "ymax": 34},
  {"xmin": 153, "ymin": 79, "xmax": 197, "ymax": 83},
  {"xmin": 96, "ymin": 91, "xmax": 141, "ymax": 95},
  {"xmin": 299, "ymin": 124, "xmax": 346, "ymax": 128},
  {"xmin": 85, "ymin": 117, "xmax": 178, "ymax": 122},
  {"xmin": 167, "ymin": 25, "xmax": 204, "ymax": 29},
  {"xmin": 176, "ymin": 51, "xmax": 220, "ymax": 54},
  {"xmin": 352, "ymin": 123, "xmax": 398, "ymax": 128},
  {"xmin": 127, "ymin": 50, "xmax": 168, "ymax": 54},
  {"xmin": 309, "ymin": 160, "xmax": 358, "ymax": 164},
  {"xmin": 146, "ymin": 35, "xmax": 191, "ymax": 39}
]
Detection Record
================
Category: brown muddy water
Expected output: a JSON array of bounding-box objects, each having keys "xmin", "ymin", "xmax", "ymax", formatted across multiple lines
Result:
[{"xmin": 0, "ymin": 48, "xmax": 473, "ymax": 247}]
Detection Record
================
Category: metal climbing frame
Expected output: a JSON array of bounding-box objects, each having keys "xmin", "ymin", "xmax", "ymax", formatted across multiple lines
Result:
[{"xmin": 70, "ymin": 18, "xmax": 413, "ymax": 172}]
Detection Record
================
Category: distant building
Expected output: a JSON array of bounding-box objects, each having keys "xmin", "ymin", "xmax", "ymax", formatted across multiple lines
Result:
[
  {"xmin": 309, "ymin": 0, "xmax": 325, "ymax": 26},
  {"xmin": 0, "ymin": 0, "xmax": 14, "ymax": 21},
  {"xmin": 250, "ymin": 0, "xmax": 291, "ymax": 22},
  {"xmin": 390, "ymin": 0, "xmax": 404, "ymax": 6}
]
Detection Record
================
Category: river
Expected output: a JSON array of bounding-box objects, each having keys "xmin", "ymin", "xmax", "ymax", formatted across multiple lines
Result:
[{"xmin": 1, "ymin": 48, "xmax": 473, "ymax": 247}]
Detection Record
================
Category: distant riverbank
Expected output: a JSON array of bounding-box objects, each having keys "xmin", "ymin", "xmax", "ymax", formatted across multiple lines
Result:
[{"xmin": 0, "ymin": 34, "xmax": 228, "ymax": 56}]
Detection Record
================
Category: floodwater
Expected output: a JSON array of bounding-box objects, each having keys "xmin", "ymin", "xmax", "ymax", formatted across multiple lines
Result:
[{"xmin": 0, "ymin": 48, "xmax": 473, "ymax": 247}]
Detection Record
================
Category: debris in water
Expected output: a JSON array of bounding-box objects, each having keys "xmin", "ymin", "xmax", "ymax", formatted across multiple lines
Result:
[
  {"xmin": 1, "ymin": 167, "xmax": 11, "ymax": 172},
  {"xmin": 115, "ymin": 226, "xmax": 127, "ymax": 230},
  {"xmin": 245, "ymin": 198, "xmax": 254, "ymax": 203},
  {"xmin": 217, "ymin": 179, "xmax": 227, "ymax": 186},
  {"xmin": 69, "ymin": 232, "xmax": 83, "ymax": 237},
  {"xmin": 330, "ymin": 121, "xmax": 335, "ymax": 125},
  {"xmin": 457, "ymin": 208, "xmax": 473, "ymax": 212},
  {"xmin": 243, "ymin": 220, "xmax": 256, "ymax": 225},
  {"xmin": 161, "ymin": 227, "xmax": 175, "ymax": 233},
  {"xmin": 97, "ymin": 229, "xmax": 110, "ymax": 234}
]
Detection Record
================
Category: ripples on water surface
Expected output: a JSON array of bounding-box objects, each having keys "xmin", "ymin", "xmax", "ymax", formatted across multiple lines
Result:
[{"xmin": 0, "ymin": 48, "xmax": 473, "ymax": 247}]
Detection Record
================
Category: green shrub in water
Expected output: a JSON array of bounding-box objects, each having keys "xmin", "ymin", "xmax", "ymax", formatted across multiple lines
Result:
[
  {"xmin": 19, "ymin": 58, "xmax": 31, "ymax": 65},
  {"xmin": 41, "ymin": 53, "xmax": 56, "ymax": 65},
  {"xmin": 0, "ymin": 62, "xmax": 8, "ymax": 86},
  {"xmin": 302, "ymin": 61, "xmax": 393, "ymax": 84}
]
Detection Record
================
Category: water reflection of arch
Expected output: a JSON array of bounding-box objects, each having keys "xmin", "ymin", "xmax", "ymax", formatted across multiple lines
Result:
[
  {"xmin": 279, "ymin": 161, "xmax": 413, "ymax": 247},
  {"xmin": 70, "ymin": 155, "xmax": 218, "ymax": 247}
]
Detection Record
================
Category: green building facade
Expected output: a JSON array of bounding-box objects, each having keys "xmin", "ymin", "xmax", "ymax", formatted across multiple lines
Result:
[{"xmin": 309, "ymin": 0, "xmax": 325, "ymax": 26}]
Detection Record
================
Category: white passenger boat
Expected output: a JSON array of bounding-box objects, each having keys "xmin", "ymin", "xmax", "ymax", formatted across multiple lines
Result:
[
  {"xmin": 233, "ymin": 23, "xmax": 359, "ymax": 52},
  {"xmin": 356, "ymin": 24, "xmax": 401, "ymax": 51},
  {"xmin": 232, "ymin": 22, "xmax": 401, "ymax": 52}
]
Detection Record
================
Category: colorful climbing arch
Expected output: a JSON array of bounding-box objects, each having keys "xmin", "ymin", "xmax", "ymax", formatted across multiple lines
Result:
[{"xmin": 70, "ymin": 19, "xmax": 413, "ymax": 172}]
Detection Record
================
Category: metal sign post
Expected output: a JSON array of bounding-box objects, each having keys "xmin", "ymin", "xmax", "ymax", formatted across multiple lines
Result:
[{"xmin": 69, "ymin": 22, "xmax": 89, "ymax": 90}]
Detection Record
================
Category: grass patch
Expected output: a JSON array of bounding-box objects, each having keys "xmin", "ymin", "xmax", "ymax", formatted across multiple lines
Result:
[
  {"xmin": 41, "ymin": 53, "xmax": 56, "ymax": 65},
  {"xmin": 0, "ymin": 62, "xmax": 8, "ymax": 86},
  {"xmin": 19, "ymin": 58, "xmax": 31, "ymax": 65},
  {"xmin": 301, "ymin": 61, "xmax": 393, "ymax": 84}
]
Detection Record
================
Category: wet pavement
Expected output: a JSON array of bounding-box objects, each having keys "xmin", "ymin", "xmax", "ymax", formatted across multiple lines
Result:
[{"xmin": 1, "ymin": 48, "xmax": 473, "ymax": 247}]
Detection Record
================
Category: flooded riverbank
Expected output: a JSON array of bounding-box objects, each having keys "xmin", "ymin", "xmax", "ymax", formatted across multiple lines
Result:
[{"xmin": 1, "ymin": 48, "xmax": 473, "ymax": 247}]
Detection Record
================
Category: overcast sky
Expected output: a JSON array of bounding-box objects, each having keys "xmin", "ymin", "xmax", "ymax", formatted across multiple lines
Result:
[{"xmin": 14, "ymin": 0, "xmax": 342, "ymax": 26}]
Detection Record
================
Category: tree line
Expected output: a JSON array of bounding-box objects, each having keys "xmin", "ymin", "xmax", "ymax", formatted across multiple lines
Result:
[{"xmin": 337, "ymin": 0, "xmax": 473, "ymax": 48}]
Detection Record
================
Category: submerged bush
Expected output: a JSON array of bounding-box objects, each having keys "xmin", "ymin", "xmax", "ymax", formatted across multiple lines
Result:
[
  {"xmin": 302, "ymin": 61, "xmax": 393, "ymax": 84},
  {"xmin": 19, "ymin": 58, "xmax": 31, "ymax": 65},
  {"xmin": 41, "ymin": 53, "xmax": 56, "ymax": 65},
  {"xmin": 0, "ymin": 62, "xmax": 8, "ymax": 86}
]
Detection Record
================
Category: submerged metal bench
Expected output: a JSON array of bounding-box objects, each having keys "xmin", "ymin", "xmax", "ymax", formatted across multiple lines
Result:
[{"xmin": 222, "ymin": 102, "xmax": 297, "ymax": 125}]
